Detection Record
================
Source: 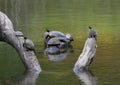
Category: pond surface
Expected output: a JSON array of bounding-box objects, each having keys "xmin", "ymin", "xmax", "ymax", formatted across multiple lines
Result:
[{"xmin": 0, "ymin": 0, "xmax": 120, "ymax": 85}]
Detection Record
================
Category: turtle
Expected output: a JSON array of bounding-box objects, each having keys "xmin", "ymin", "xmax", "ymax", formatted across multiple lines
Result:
[
  {"xmin": 48, "ymin": 31, "xmax": 65, "ymax": 38},
  {"xmin": 65, "ymin": 33, "xmax": 74, "ymax": 43},
  {"xmin": 23, "ymin": 37, "xmax": 34, "ymax": 51},
  {"xmin": 15, "ymin": 31, "xmax": 23, "ymax": 37},
  {"xmin": 43, "ymin": 30, "xmax": 73, "ymax": 45},
  {"xmin": 88, "ymin": 26, "xmax": 97, "ymax": 40},
  {"xmin": 47, "ymin": 37, "xmax": 61, "ymax": 47},
  {"xmin": 47, "ymin": 37, "xmax": 70, "ymax": 47},
  {"xmin": 48, "ymin": 31, "xmax": 73, "ymax": 43}
]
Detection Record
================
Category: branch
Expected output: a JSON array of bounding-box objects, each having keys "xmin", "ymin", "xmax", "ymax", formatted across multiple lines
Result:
[{"xmin": 0, "ymin": 11, "xmax": 41, "ymax": 72}]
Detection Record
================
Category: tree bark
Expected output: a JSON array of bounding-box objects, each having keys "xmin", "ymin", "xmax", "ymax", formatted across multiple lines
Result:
[
  {"xmin": 0, "ymin": 11, "xmax": 41, "ymax": 72},
  {"xmin": 73, "ymin": 28, "xmax": 97, "ymax": 71}
]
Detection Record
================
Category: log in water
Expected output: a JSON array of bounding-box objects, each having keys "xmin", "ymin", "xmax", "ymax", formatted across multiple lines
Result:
[
  {"xmin": 73, "ymin": 27, "xmax": 97, "ymax": 71},
  {"xmin": 0, "ymin": 11, "xmax": 41, "ymax": 73}
]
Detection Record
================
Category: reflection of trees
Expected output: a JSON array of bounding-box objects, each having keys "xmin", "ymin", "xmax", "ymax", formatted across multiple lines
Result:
[{"xmin": 73, "ymin": 68, "xmax": 97, "ymax": 85}]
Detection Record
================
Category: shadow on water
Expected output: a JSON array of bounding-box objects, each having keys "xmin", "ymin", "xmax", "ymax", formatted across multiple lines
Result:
[
  {"xmin": 44, "ymin": 46, "xmax": 73, "ymax": 62},
  {"xmin": 73, "ymin": 68, "xmax": 97, "ymax": 85},
  {"xmin": 0, "ymin": 70, "xmax": 40, "ymax": 85}
]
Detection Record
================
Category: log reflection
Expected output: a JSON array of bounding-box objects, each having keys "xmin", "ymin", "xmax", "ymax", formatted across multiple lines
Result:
[
  {"xmin": 15, "ymin": 70, "xmax": 40, "ymax": 85},
  {"xmin": 73, "ymin": 68, "xmax": 97, "ymax": 85}
]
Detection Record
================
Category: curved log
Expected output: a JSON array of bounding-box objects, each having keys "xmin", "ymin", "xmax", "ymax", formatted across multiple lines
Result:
[
  {"xmin": 73, "ymin": 27, "xmax": 97, "ymax": 71},
  {"xmin": 0, "ymin": 11, "xmax": 41, "ymax": 72}
]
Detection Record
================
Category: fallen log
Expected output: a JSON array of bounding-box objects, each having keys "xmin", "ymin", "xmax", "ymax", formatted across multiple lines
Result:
[{"xmin": 0, "ymin": 11, "xmax": 41, "ymax": 72}]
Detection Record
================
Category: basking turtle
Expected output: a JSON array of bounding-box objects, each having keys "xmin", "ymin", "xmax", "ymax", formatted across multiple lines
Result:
[
  {"xmin": 23, "ymin": 37, "xmax": 34, "ymax": 51},
  {"xmin": 48, "ymin": 31, "xmax": 65, "ymax": 38},
  {"xmin": 43, "ymin": 30, "xmax": 73, "ymax": 45},
  {"xmin": 49, "ymin": 31, "xmax": 73, "ymax": 42},
  {"xmin": 88, "ymin": 26, "xmax": 97, "ymax": 40},
  {"xmin": 47, "ymin": 37, "xmax": 61, "ymax": 47},
  {"xmin": 65, "ymin": 33, "xmax": 74, "ymax": 43},
  {"xmin": 47, "ymin": 37, "xmax": 70, "ymax": 47},
  {"xmin": 15, "ymin": 31, "xmax": 23, "ymax": 37},
  {"xmin": 49, "ymin": 31, "xmax": 73, "ymax": 41}
]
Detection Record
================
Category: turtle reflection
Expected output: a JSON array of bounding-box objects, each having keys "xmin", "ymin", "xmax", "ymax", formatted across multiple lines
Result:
[{"xmin": 44, "ymin": 46, "xmax": 73, "ymax": 62}]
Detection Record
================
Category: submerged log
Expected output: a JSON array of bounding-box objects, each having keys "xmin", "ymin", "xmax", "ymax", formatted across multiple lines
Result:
[
  {"xmin": 0, "ymin": 11, "xmax": 41, "ymax": 72},
  {"xmin": 73, "ymin": 27, "xmax": 97, "ymax": 71}
]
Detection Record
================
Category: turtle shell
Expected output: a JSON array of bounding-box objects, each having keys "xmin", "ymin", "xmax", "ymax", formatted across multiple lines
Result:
[
  {"xmin": 47, "ymin": 37, "xmax": 60, "ymax": 45},
  {"xmin": 15, "ymin": 31, "xmax": 23, "ymax": 37},
  {"xmin": 49, "ymin": 31, "xmax": 66, "ymax": 38},
  {"xmin": 24, "ymin": 39, "xmax": 34, "ymax": 50}
]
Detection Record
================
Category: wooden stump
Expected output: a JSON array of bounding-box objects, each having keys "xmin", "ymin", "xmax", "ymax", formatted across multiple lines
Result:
[{"xmin": 73, "ymin": 27, "xmax": 97, "ymax": 71}]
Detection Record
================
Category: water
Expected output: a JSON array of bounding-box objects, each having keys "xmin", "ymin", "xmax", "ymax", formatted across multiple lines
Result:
[{"xmin": 0, "ymin": 0, "xmax": 120, "ymax": 85}]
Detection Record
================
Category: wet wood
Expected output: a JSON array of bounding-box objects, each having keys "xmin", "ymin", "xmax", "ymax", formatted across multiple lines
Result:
[
  {"xmin": 74, "ymin": 27, "xmax": 97, "ymax": 71},
  {"xmin": 0, "ymin": 11, "xmax": 41, "ymax": 72}
]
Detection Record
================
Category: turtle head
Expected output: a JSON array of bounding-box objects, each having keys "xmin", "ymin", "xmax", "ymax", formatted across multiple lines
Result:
[
  {"xmin": 24, "ymin": 37, "xmax": 27, "ymax": 40},
  {"xmin": 88, "ymin": 26, "xmax": 92, "ymax": 29},
  {"xmin": 66, "ymin": 33, "xmax": 74, "ymax": 41},
  {"xmin": 46, "ymin": 28, "xmax": 50, "ymax": 32}
]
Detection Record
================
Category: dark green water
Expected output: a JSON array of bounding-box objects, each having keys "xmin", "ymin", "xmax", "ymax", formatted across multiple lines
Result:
[{"xmin": 0, "ymin": 0, "xmax": 120, "ymax": 85}]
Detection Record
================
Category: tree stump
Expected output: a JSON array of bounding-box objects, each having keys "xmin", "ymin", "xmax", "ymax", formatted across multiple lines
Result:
[{"xmin": 73, "ymin": 27, "xmax": 97, "ymax": 71}]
